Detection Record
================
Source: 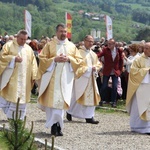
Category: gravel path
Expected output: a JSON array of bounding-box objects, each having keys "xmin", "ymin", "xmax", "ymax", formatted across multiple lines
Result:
[{"xmin": 0, "ymin": 103, "xmax": 150, "ymax": 150}]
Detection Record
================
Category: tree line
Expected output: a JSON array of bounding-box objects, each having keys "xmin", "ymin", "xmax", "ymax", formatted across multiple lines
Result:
[{"xmin": 0, "ymin": 0, "xmax": 150, "ymax": 42}]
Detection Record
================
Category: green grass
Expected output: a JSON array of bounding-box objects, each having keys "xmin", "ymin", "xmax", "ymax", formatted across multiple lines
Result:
[
  {"xmin": 120, "ymin": 2, "xmax": 150, "ymax": 10},
  {"xmin": 103, "ymin": 100, "xmax": 126, "ymax": 110},
  {"xmin": 31, "ymin": 93, "xmax": 38, "ymax": 99},
  {"xmin": 96, "ymin": 99, "xmax": 127, "ymax": 114},
  {"xmin": 96, "ymin": 107, "xmax": 120, "ymax": 113},
  {"xmin": 30, "ymin": 94, "xmax": 38, "ymax": 103},
  {"xmin": 116, "ymin": 100, "xmax": 126, "ymax": 110},
  {"xmin": 30, "ymin": 94, "xmax": 126, "ymax": 113}
]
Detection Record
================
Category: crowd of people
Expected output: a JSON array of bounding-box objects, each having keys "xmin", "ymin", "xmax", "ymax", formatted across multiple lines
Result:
[
  {"xmin": 91, "ymin": 38, "xmax": 145, "ymax": 107},
  {"xmin": 0, "ymin": 23, "xmax": 150, "ymax": 136}
]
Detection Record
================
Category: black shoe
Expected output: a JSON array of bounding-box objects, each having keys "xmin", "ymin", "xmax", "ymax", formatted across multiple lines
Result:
[
  {"xmin": 57, "ymin": 130, "xmax": 63, "ymax": 136},
  {"xmin": 111, "ymin": 102, "xmax": 117, "ymax": 108},
  {"xmin": 86, "ymin": 117, "xmax": 99, "ymax": 124},
  {"xmin": 51, "ymin": 123, "xmax": 58, "ymax": 136},
  {"xmin": 51, "ymin": 123, "xmax": 63, "ymax": 136},
  {"xmin": 109, "ymin": 102, "xmax": 113, "ymax": 105},
  {"xmin": 66, "ymin": 112, "xmax": 72, "ymax": 121},
  {"xmin": 57, "ymin": 123, "xmax": 63, "ymax": 136},
  {"xmin": 99, "ymin": 101, "xmax": 103, "ymax": 106}
]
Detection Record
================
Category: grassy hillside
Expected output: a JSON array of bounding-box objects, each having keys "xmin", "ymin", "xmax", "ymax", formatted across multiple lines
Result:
[{"xmin": 0, "ymin": 0, "xmax": 149, "ymax": 43}]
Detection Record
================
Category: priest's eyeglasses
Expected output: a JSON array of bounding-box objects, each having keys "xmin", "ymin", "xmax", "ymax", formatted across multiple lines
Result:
[{"xmin": 85, "ymin": 40, "xmax": 94, "ymax": 43}]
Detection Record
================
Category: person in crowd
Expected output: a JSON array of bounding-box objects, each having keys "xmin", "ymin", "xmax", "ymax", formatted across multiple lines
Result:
[
  {"xmin": 102, "ymin": 76, "xmax": 122, "ymax": 104},
  {"xmin": 123, "ymin": 43, "xmax": 140, "ymax": 73},
  {"xmin": 123, "ymin": 41, "xmax": 127, "ymax": 47},
  {"xmin": 29, "ymin": 40, "xmax": 39, "ymax": 96},
  {"xmin": 77, "ymin": 41, "xmax": 84, "ymax": 49},
  {"xmin": 36, "ymin": 23, "xmax": 84, "ymax": 136},
  {"xmin": 123, "ymin": 47, "xmax": 130, "ymax": 58},
  {"xmin": 29, "ymin": 40, "xmax": 39, "ymax": 65},
  {"xmin": 120, "ymin": 66, "xmax": 128, "ymax": 100},
  {"xmin": 120, "ymin": 44, "xmax": 139, "ymax": 100},
  {"xmin": 92, "ymin": 41, "xmax": 102, "ymax": 54},
  {"xmin": 66, "ymin": 35, "xmax": 102, "ymax": 124},
  {"xmin": 0, "ymin": 30, "xmax": 38, "ymax": 119},
  {"xmin": 45, "ymin": 36, "xmax": 51, "ymax": 42},
  {"xmin": 0, "ymin": 41, "xmax": 4, "ymax": 51},
  {"xmin": 138, "ymin": 41, "xmax": 145, "ymax": 55},
  {"xmin": 115, "ymin": 41, "xmax": 121, "ymax": 48},
  {"xmin": 100, "ymin": 37, "xmax": 105, "ymax": 45},
  {"xmin": 0, "ymin": 35, "xmax": 2, "ymax": 41},
  {"xmin": 4, "ymin": 35, "xmax": 9, "ymax": 43},
  {"xmin": 9, "ymin": 35, "xmax": 14, "ymax": 41},
  {"xmin": 121, "ymin": 44, "xmax": 139, "ymax": 100},
  {"xmin": 92, "ymin": 42, "xmax": 103, "ymax": 98},
  {"xmin": 120, "ymin": 47, "xmax": 130, "ymax": 100},
  {"xmin": 14, "ymin": 34, "xmax": 17, "ymax": 38},
  {"xmin": 38, "ymin": 39, "xmax": 47, "ymax": 54},
  {"xmin": 98, "ymin": 38, "xmax": 123, "ymax": 107},
  {"xmin": 126, "ymin": 42, "xmax": 150, "ymax": 134}
]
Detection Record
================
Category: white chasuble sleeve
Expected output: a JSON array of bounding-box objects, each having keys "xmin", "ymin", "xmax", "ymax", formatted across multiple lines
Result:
[
  {"xmin": 75, "ymin": 51, "xmax": 92, "ymax": 101},
  {"xmin": 83, "ymin": 67, "xmax": 92, "ymax": 78},
  {"xmin": 46, "ymin": 61, "xmax": 56, "ymax": 72},
  {"xmin": 75, "ymin": 76, "xmax": 89, "ymax": 101},
  {"xmin": 0, "ymin": 55, "xmax": 15, "ymax": 90},
  {"xmin": 0, "ymin": 68, "xmax": 14, "ymax": 90},
  {"xmin": 141, "ymin": 72, "xmax": 150, "ymax": 83},
  {"xmin": 38, "ymin": 62, "xmax": 56, "ymax": 98},
  {"xmin": 136, "ymin": 84, "xmax": 150, "ymax": 121}
]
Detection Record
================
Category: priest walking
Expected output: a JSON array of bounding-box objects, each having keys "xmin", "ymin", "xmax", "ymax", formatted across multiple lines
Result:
[
  {"xmin": 37, "ymin": 23, "xmax": 84, "ymax": 136},
  {"xmin": 0, "ymin": 30, "xmax": 38, "ymax": 120},
  {"xmin": 126, "ymin": 42, "xmax": 150, "ymax": 134},
  {"xmin": 66, "ymin": 35, "xmax": 102, "ymax": 124}
]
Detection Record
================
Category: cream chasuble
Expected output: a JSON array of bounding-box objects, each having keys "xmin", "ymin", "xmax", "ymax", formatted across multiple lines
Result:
[
  {"xmin": 38, "ymin": 40, "xmax": 75, "ymax": 110},
  {"xmin": 81, "ymin": 51, "xmax": 94, "ymax": 105},
  {"xmin": 17, "ymin": 46, "xmax": 27, "ymax": 103},
  {"xmin": 0, "ymin": 39, "xmax": 38, "ymax": 104},
  {"xmin": 136, "ymin": 58, "xmax": 150, "ymax": 121},
  {"xmin": 53, "ymin": 44, "xmax": 66, "ymax": 108},
  {"xmin": 53, "ymin": 43, "xmax": 74, "ymax": 108},
  {"xmin": 126, "ymin": 54, "xmax": 150, "ymax": 121},
  {"xmin": 75, "ymin": 48, "xmax": 101, "ymax": 106}
]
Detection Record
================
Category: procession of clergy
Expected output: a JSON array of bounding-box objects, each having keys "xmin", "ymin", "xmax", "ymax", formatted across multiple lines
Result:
[{"xmin": 0, "ymin": 23, "xmax": 150, "ymax": 136}]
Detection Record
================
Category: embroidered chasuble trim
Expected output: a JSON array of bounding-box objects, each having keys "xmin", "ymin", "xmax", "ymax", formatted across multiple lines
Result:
[{"xmin": 17, "ymin": 46, "xmax": 27, "ymax": 103}]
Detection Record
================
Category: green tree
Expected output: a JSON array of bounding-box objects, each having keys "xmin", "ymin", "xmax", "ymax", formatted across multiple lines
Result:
[
  {"xmin": 33, "ymin": 25, "xmax": 43, "ymax": 39},
  {"xmin": 135, "ymin": 27, "xmax": 150, "ymax": 41},
  {"xmin": 0, "ymin": 99, "xmax": 36, "ymax": 150},
  {"xmin": 44, "ymin": 26, "xmax": 55, "ymax": 38}
]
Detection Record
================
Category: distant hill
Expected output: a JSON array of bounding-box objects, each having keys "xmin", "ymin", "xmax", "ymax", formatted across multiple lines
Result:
[{"xmin": 0, "ymin": 0, "xmax": 150, "ymax": 42}]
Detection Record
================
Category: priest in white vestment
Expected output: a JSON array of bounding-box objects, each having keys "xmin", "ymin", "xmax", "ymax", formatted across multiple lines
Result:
[
  {"xmin": 126, "ymin": 42, "xmax": 150, "ymax": 134},
  {"xmin": 0, "ymin": 30, "xmax": 38, "ymax": 120},
  {"xmin": 67, "ymin": 35, "xmax": 102, "ymax": 124},
  {"xmin": 37, "ymin": 23, "xmax": 85, "ymax": 136}
]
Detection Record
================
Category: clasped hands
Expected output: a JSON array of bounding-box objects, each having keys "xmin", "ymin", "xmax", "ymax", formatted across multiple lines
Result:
[
  {"xmin": 92, "ymin": 66, "xmax": 98, "ymax": 78},
  {"xmin": 92, "ymin": 66, "xmax": 96, "ymax": 72},
  {"xmin": 54, "ymin": 53, "xmax": 70, "ymax": 63},
  {"xmin": 15, "ymin": 56, "xmax": 22, "ymax": 63}
]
